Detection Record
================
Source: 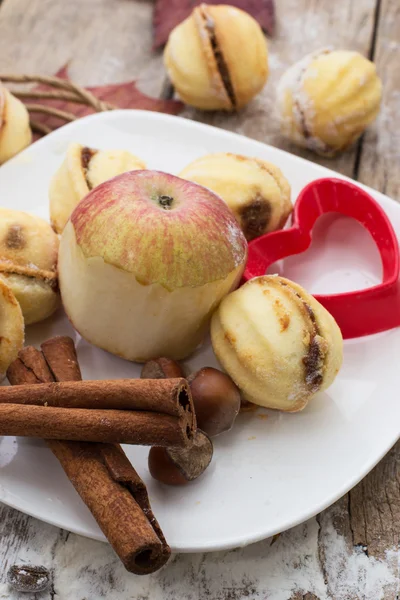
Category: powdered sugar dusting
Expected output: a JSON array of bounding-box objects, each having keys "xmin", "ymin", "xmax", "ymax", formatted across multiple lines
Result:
[
  {"xmin": 1, "ymin": 499, "xmax": 398, "ymax": 599},
  {"xmin": 226, "ymin": 220, "xmax": 247, "ymax": 266},
  {"xmin": 276, "ymin": 48, "xmax": 333, "ymax": 153},
  {"xmin": 319, "ymin": 505, "xmax": 399, "ymax": 600}
]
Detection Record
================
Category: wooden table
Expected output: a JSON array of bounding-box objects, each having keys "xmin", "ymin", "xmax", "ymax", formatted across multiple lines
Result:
[{"xmin": 0, "ymin": 1, "xmax": 399, "ymax": 598}]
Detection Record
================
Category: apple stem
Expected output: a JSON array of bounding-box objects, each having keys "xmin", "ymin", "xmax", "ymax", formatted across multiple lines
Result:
[{"xmin": 158, "ymin": 195, "xmax": 174, "ymax": 210}]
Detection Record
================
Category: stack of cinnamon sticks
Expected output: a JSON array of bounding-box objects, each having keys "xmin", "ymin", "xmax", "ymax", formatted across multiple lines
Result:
[{"xmin": 4, "ymin": 336, "xmax": 196, "ymax": 575}]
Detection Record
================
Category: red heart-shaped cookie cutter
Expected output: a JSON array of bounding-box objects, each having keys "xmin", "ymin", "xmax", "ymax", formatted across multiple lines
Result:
[{"xmin": 244, "ymin": 178, "xmax": 400, "ymax": 339}]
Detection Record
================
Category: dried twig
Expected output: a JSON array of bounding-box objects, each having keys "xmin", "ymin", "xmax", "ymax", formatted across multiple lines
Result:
[
  {"xmin": 0, "ymin": 73, "xmax": 114, "ymax": 136},
  {"xmin": 13, "ymin": 89, "xmax": 84, "ymax": 103},
  {"xmin": 0, "ymin": 73, "xmax": 112, "ymax": 110},
  {"xmin": 30, "ymin": 120, "xmax": 52, "ymax": 136},
  {"xmin": 25, "ymin": 104, "xmax": 77, "ymax": 122}
]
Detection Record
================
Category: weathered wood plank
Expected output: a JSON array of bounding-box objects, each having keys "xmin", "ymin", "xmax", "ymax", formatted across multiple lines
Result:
[
  {"xmin": 1, "ymin": 495, "xmax": 397, "ymax": 600},
  {"xmin": 0, "ymin": 511, "xmax": 328, "ymax": 600},
  {"xmin": 181, "ymin": 0, "xmax": 378, "ymax": 178},
  {"xmin": 330, "ymin": 3, "xmax": 400, "ymax": 595},
  {"xmin": 0, "ymin": 0, "xmax": 165, "ymax": 97},
  {"xmin": 357, "ymin": 0, "xmax": 400, "ymax": 201},
  {"xmin": 317, "ymin": 442, "xmax": 400, "ymax": 600}
]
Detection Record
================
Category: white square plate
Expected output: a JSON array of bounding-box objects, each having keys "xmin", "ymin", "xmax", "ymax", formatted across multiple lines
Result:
[{"xmin": 0, "ymin": 110, "xmax": 399, "ymax": 552}]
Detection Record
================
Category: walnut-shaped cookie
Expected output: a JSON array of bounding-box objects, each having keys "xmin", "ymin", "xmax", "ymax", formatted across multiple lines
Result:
[
  {"xmin": 180, "ymin": 153, "xmax": 292, "ymax": 241},
  {"xmin": 49, "ymin": 143, "xmax": 146, "ymax": 233},
  {"xmin": 0, "ymin": 278, "xmax": 24, "ymax": 381},
  {"xmin": 211, "ymin": 275, "xmax": 343, "ymax": 412},
  {"xmin": 0, "ymin": 209, "xmax": 59, "ymax": 325},
  {"xmin": 0, "ymin": 83, "xmax": 32, "ymax": 164},
  {"xmin": 277, "ymin": 49, "xmax": 382, "ymax": 156}
]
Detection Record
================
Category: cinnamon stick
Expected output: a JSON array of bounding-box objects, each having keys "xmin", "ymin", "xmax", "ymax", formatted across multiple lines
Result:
[
  {"xmin": 0, "ymin": 378, "xmax": 192, "ymax": 414},
  {"xmin": 6, "ymin": 337, "xmax": 171, "ymax": 575},
  {"xmin": 0, "ymin": 404, "xmax": 191, "ymax": 446},
  {"xmin": 49, "ymin": 441, "xmax": 170, "ymax": 573},
  {"xmin": 2, "ymin": 378, "xmax": 195, "ymax": 447},
  {"xmin": 41, "ymin": 336, "xmax": 82, "ymax": 381}
]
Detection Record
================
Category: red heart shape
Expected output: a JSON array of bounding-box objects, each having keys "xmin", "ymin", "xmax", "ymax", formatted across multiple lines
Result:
[{"xmin": 244, "ymin": 178, "xmax": 400, "ymax": 339}]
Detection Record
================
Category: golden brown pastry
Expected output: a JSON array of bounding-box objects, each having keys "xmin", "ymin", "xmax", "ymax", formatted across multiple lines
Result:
[
  {"xmin": 0, "ymin": 209, "xmax": 59, "ymax": 325},
  {"xmin": 0, "ymin": 83, "xmax": 32, "ymax": 164},
  {"xmin": 0, "ymin": 278, "xmax": 24, "ymax": 381},
  {"xmin": 277, "ymin": 49, "xmax": 382, "ymax": 156},
  {"xmin": 180, "ymin": 153, "xmax": 292, "ymax": 241},
  {"xmin": 49, "ymin": 143, "xmax": 146, "ymax": 233},
  {"xmin": 211, "ymin": 275, "xmax": 343, "ymax": 411},
  {"xmin": 164, "ymin": 4, "xmax": 269, "ymax": 111}
]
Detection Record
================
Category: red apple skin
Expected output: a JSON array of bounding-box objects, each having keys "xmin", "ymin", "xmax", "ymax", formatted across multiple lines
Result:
[
  {"xmin": 59, "ymin": 170, "xmax": 248, "ymax": 362},
  {"xmin": 71, "ymin": 170, "xmax": 247, "ymax": 290}
]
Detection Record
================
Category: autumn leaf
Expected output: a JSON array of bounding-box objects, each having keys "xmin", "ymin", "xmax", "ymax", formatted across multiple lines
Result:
[
  {"xmin": 30, "ymin": 66, "xmax": 183, "ymax": 134},
  {"xmin": 153, "ymin": 0, "xmax": 275, "ymax": 49}
]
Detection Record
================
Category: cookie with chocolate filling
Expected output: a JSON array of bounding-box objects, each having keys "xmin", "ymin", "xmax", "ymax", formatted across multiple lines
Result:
[
  {"xmin": 180, "ymin": 153, "xmax": 292, "ymax": 241},
  {"xmin": 0, "ymin": 209, "xmax": 59, "ymax": 325},
  {"xmin": 0, "ymin": 278, "xmax": 24, "ymax": 381},
  {"xmin": 211, "ymin": 275, "xmax": 343, "ymax": 411},
  {"xmin": 0, "ymin": 83, "xmax": 32, "ymax": 164},
  {"xmin": 49, "ymin": 143, "xmax": 146, "ymax": 233},
  {"xmin": 163, "ymin": 4, "xmax": 268, "ymax": 111},
  {"xmin": 276, "ymin": 49, "xmax": 382, "ymax": 156}
]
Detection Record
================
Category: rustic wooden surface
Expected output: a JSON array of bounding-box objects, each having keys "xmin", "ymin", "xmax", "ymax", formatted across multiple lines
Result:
[{"xmin": 0, "ymin": 0, "xmax": 399, "ymax": 598}]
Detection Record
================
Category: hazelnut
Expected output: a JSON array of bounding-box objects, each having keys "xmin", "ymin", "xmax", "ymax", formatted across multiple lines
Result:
[
  {"xmin": 240, "ymin": 398, "xmax": 258, "ymax": 413},
  {"xmin": 277, "ymin": 49, "xmax": 382, "ymax": 156},
  {"xmin": 187, "ymin": 367, "xmax": 240, "ymax": 436},
  {"xmin": 148, "ymin": 430, "xmax": 213, "ymax": 486},
  {"xmin": 141, "ymin": 357, "xmax": 185, "ymax": 379},
  {"xmin": 164, "ymin": 4, "xmax": 268, "ymax": 111}
]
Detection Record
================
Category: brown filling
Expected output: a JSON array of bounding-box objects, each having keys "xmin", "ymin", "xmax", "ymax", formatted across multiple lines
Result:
[
  {"xmin": 295, "ymin": 98, "xmax": 311, "ymax": 140},
  {"xmin": 279, "ymin": 281, "xmax": 325, "ymax": 391},
  {"xmin": 80, "ymin": 146, "xmax": 98, "ymax": 190},
  {"xmin": 1, "ymin": 224, "xmax": 57, "ymax": 288},
  {"xmin": 239, "ymin": 196, "xmax": 271, "ymax": 241},
  {"xmin": 302, "ymin": 334, "xmax": 324, "ymax": 390},
  {"xmin": 202, "ymin": 11, "xmax": 236, "ymax": 109},
  {"xmin": 5, "ymin": 224, "xmax": 25, "ymax": 250},
  {"xmin": 293, "ymin": 49, "xmax": 332, "ymax": 153},
  {"xmin": 0, "ymin": 261, "xmax": 58, "ymax": 289}
]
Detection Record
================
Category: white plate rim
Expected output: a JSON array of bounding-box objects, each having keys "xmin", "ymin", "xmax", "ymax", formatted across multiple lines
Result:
[{"xmin": 0, "ymin": 109, "xmax": 399, "ymax": 552}]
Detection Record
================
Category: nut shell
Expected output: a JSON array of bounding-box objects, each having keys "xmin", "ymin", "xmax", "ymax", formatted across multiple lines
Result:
[
  {"xmin": 211, "ymin": 275, "xmax": 343, "ymax": 411},
  {"xmin": 277, "ymin": 49, "xmax": 382, "ymax": 155},
  {"xmin": 188, "ymin": 367, "xmax": 240, "ymax": 436},
  {"xmin": 164, "ymin": 4, "xmax": 268, "ymax": 111},
  {"xmin": 180, "ymin": 153, "xmax": 292, "ymax": 241},
  {"xmin": 149, "ymin": 430, "xmax": 213, "ymax": 485},
  {"xmin": 141, "ymin": 358, "xmax": 185, "ymax": 379},
  {"xmin": 0, "ymin": 85, "xmax": 32, "ymax": 164},
  {"xmin": 148, "ymin": 446, "xmax": 189, "ymax": 485}
]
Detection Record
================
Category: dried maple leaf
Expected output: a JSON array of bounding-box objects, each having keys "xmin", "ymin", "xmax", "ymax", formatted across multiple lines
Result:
[
  {"xmin": 153, "ymin": 0, "xmax": 275, "ymax": 48},
  {"xmin": 30, "ymin": 66, "xmax": 183, "ymax": 134}
]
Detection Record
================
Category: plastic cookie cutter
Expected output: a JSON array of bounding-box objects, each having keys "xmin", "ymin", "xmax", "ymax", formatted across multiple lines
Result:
[{"xmin": 243, "ymin": 177, "xmax": 400, "ymax": 339}]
